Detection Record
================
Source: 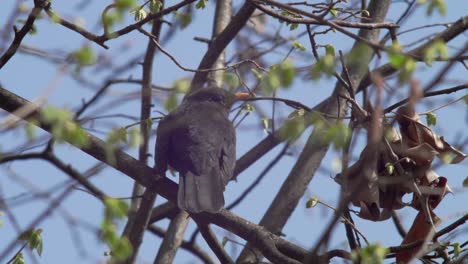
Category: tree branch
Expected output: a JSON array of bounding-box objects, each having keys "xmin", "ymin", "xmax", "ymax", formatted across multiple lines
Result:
[
  {"xmin": 154, "ymin": 211, "xmax": 190, "ymax": 263},
  {"xmin": 0, "ymin": 0, "xmax": 45, "ymax": 68},
  {"xmin": 148, "ymin": 225, "xmax": 215, "ymax": 264},
  {"xmin": 190, "ymin": 1, "xmax": 256, "ymax": 90}
]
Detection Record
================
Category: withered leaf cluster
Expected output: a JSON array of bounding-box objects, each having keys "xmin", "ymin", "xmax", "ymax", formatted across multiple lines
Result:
[{"xmin": 335, "ymin": 104, "xmax": 466, "ymax": 221}]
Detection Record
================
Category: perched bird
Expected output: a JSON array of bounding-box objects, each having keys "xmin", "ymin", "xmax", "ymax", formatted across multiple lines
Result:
[{"xmin": 154, "ymin": 87, "xmax": 249, "ymax": 213}]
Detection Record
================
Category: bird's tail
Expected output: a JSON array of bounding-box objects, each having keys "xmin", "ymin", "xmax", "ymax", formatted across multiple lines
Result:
[{"xmin": 178, "ymin": 169, "xmax": 224, "ymax": 213}]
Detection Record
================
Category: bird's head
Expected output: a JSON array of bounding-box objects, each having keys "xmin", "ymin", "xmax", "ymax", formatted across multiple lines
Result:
[{"xmin": 185, "ymin": 87, "xmax": 250, "ymax": 110}]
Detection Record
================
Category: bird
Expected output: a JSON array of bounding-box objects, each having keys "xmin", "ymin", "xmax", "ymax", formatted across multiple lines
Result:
[{"xmin": 154, "ymin": 87, "xmax": 249, "ymax": 213}]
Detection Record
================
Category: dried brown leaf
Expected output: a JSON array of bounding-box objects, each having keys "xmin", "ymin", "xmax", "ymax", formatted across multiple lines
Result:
[
  {"xmin": 396, "ymin": 104, "xmax": 466, "ymax": 164},
  {"xmin": 396, "ymin": 210, "xmax": 441, "ymax": 263}
]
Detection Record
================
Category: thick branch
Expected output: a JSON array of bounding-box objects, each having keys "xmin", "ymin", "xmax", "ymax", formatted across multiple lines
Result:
[
  {"xmin": 154, "ymin": 211, "xmax": 190, "ymax": 264},
  {"xmin": 148, "ymin": 225, "xmax": 215, "ymax": 264},
  {"xmin": 190, "ymin": 1, "xmax": 256, "ymax": 90},
  {"xmin": 193, "ymin": 219, "xmax": 234, "ymax": 264}
]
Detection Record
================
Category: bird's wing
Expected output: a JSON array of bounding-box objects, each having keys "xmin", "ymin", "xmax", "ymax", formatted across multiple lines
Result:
[
  {"xmin": 186, "ymin": 123, "xmax": 218, "ymax": 176},
  {"xmin": 220, "ymin": 123, "xmax": 236, "ymax": 185},
  {"xmin": 154, "ymin": 116, "xmax": 170, "ymax": 174}
]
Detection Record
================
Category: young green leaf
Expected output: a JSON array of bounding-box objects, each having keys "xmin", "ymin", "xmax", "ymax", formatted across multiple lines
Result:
[
  {"xmin": 19, "ymin": 228, "xmax": 43, "ymax": 257},
  {"xmin": 292, "ymin": 41, "xmax": 306, "ymax": 51},
  {"xmin": 133, "ymin": 8, "xmax": 148, "ymax": 21},
  {"xmin": 452, "ymin": 242, "xmax": 461, "ymax": 257},
  {"xmin": 104, "ymin": 198, "xmax": 129, "ymax": 219},
  {"xmin": 149, "ymin": 0, "xmax": 162, "ymax": 13},
  {"xmin": 385, "ymin": 163, "xmax": 394, "ymax": 175},
  {"xmin": 115, "ymin": 0, "xmax": 136, "ymax": 9},
  {"xmin": 72, "ymin": 46, "xmax": 96, "ymax": 66},
  {"xmin": 174, "ymin": 11, "xmax": 192, "ymax": 29},
  {"xmin": 243, "ymin": 104, "xmax": 255, "ymax": 113},
  {"xmin": 426, "ymin": 112, "xmax": 437, "ymax": 126},
  {"xmin": 361, "ymin": 9, "xmax": 370, "ymax": 17},
  {"xmin": 164, "ymin": 93, "xmax": 179, "ymax": 112},
  {"xmin": 424, "ymin": 39, "xmax": 448, "ymax": 66},
  {"xmin": 261, "ymin": 118, "xmax": 270, "ymax": 134},
  {"xmin": 12, "ymin": 253, "xmax": 25, "ymax": 264},
  {"xmin": 426, "ymin": 0, "xmax": 446, "ymax": 16},
  {"xmin": 306, "ymin": 197, "xmax": 319, "ymax": 208},
  {"xmin": 351, "ymin": 243, "xmax": 388, "ymax": 264},
  {"xmin": 289, "ymin": 23, "xmax": 298, "ymax": 31},
  {"xmin": 278, "ymin": 60, "xmax": 295, "ymax": 88},
  {"xmin": 251, "ymin": 68, "xmax": 264, "ymax": 80},
  {"xmin": 25, "ymin": 122, "xmax": 36, "ymax": 141},
  {"xmin": 195, "ymin": 0, "xmax": 207, "ymax": 9}
]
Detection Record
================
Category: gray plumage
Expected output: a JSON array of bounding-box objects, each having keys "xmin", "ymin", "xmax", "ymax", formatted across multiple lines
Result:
[{"xmin": 154, "ymin": 87, "xmax": 236, "ymax": 213}]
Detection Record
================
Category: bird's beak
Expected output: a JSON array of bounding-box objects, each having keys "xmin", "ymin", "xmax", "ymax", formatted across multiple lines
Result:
[{"xmin": 233, "ymin": 92, "xmax": 252, "ymax": 101}]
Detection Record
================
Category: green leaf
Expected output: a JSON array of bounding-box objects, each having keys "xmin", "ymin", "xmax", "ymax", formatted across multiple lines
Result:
[
  {"xmin": 115, "ymin": 0, "xmax": 135, "ymax": 9},
  {"xmin": 424, "ymin": 39, "xmax": 448, "ymax": 66},
  {"xmin": 388, "ymin": 42, "xmax": 405, "ymax": 67},
  {"xmin": 164, "ymin": 93, "xmax": 179, "ymax": 112},
  {"xmin": 106, "ymin": 127, "xmax": 127, "ymax": 145},
  {"xmin": 325, "ymin": 123, "xmax": 351, "ymax": 150},
  {"xmin": 292, "ymin": 41, "xmax": 306, "ymax": 51},
  {"xmin": 463, "ymin": 177, "xmax": 468, "ymax": 187},
  {"xmin": 426, "ymin": 0, "xmax": 446, "ymax": 16},
  {"xmin": 263, "ymin": 69, "xmax": 281, "ymax": 94},
  {"xmin": 278, "ymin": 59, "xmax": 296, "ymax": 88},
  {"xmin": 399, "ymin": 58, "xmax": 416, "ymax": 83},
  {"xmin": 128, "ymin": 128, "xmax": 141, "ymax": 148},
  {"xmin": 19, "ymin": 228, "xmax": 43, "ymax": 257},
  {"xmin": 426, "ymin": 112, "xmax": 437, "ymax": 126},
  {"xmin": 452, "ymin": 242, "xmax": 461, "ymax": 257},
  {"xmin": 306, "ymin": 197, "xmax": 319, "ymax": 208},
  {"xmin": 330, "ymin": 9, "xmax": 338, "ymax": 17},
  {"xmin": 385, "ymin": 163, "xmax": 394, "ymax": 175},
  {"xmin": 104, "ymin": 198, "xmax": 128, "ymax": 219},
  {"xmin": 280, "ymin": 115, "xmax": 306, "ymax": 141},
  {"xmin": 223, "ymin": 73, "xmax": 240, "ymax": 89},
  {"xmin": 261, "ymin": 118, "xmax": 270, "ymax": 134},
  {"xmin": 361, "ymin": 9, "xmax": 370, "ymax": 17},
  {"xmin": 25, "ymin": 122, "xmax": 36, "ymax": 141},
  {"xmin": 174, "ymin": 11, "xmax": 192, "ymax": 29},
  {"xmin": 111, "ymin": 237, "xmax": 133, "ymax": 260},
  {"xmin": 42, "ymin": 106, "xmax": 89, "ymax": 147},
  {"xmin": 12, "ymin": 253, "xmax": 25, "ymax": 264},
  {"xmin": 289, "ymin": 23, "xmax": 298, "ymax": 31},
  {"xmin": 173, "ymin": 79, "xmax": 190, "ymax": 93},
  {"xmin": 243, "ymin": 104, "xmax": 254, "ymax": 113},
  {"xmin": 325, "ymin": 45, "xmax": 335, "ymax": 57},
  {"xmin": 464, "ymin": 94, "xmax": 468, "ymax": 105},
  {"xmin": 72, "ymin": 46, "xmax": 96, "ymax": 66},
  {"xmin": 0, "ymin": 211, "xmax": 3, "ymax": 227},
  {"xmin": 388, "ymin": 53, "xmax": 406, "ymax": 69},
  {"xmin": 195, "ymin": 0, "xmax": 207, "ymax": 9},
  {"xmin": 352, "ymin": 243, "xmax": 388, "ymax": 264},
  {"xmin": 132, "ymin": 7, "xmax": 148, "ymax": 21},
  {"xmin": 251, "ymin": 68, "xmax": 263, "ymax": 80},
  {"xmin": 149, "ymin": 0, "xmax": 162, "ymax": 13},
  {"xmin": 146, "ymin": 118, "xmax": 153, "ymax": 134}
]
